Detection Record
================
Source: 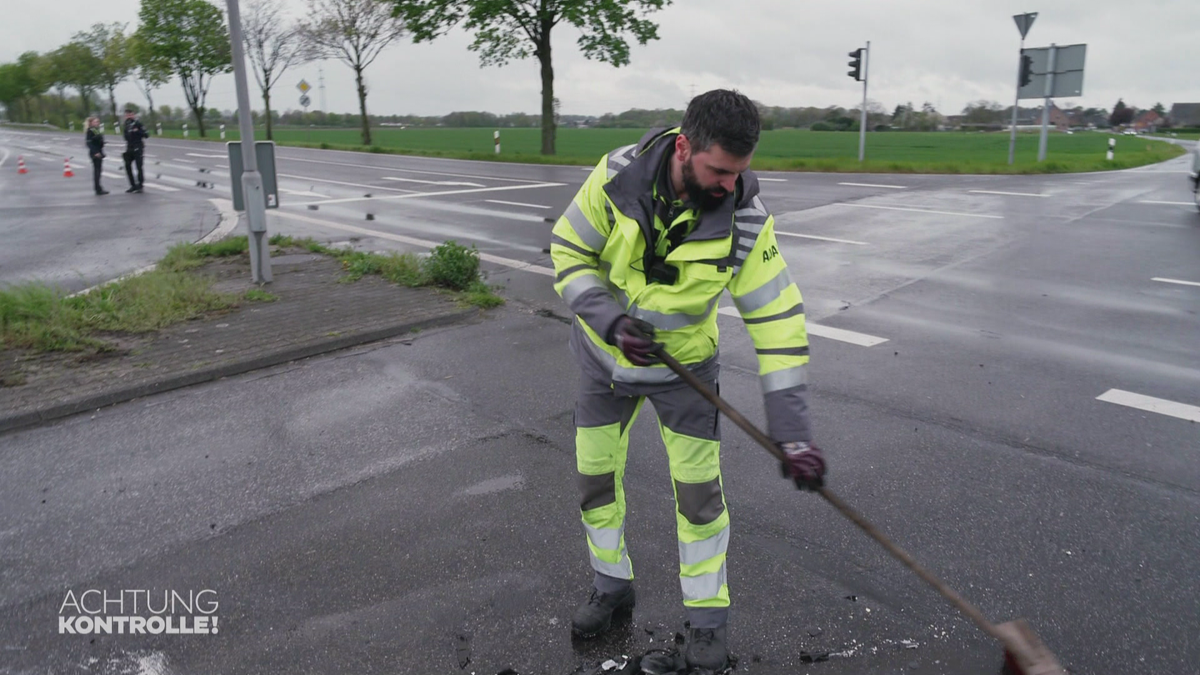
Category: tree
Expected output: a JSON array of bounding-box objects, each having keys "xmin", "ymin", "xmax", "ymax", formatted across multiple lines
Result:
[
  {"xmin": 391, "ymin": 0, "xmax": 670, "ymax": 155},
  {"xmin": 298, "ymin": 0, "xmax": 404, "ymax": 146},
  {"xmin": 243, "ymin": 0, "xmax": 307, "ymax": 140},
  {"xmin": 77, "ymin": 23, "xmax": 134, "ymax": 124},
  {"xmin": 1109, "ymin": 99, "xmax": 1134, "ymax": 127},
  {"xmin": 137, "ymin": 0, "xmax": 232, "ymax": 137},
  {"xmin": 58, "ymin": 40, "xmax": 105, "ymax": 117},
  {"xmin": 961, "ymin": 100, "xmax": 1004, "ymax": 125},
  {"xmin": 128, "ymin": 33, "xmax": 172, "ymax": 124},
  {"xmin": 1152, "ymin": 102, "xmax": 1166, "ymax": 117}
]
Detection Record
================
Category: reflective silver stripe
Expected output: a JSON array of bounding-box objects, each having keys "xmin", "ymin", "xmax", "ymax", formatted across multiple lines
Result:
[
  {"xmin": 734, "ymin": 196, "xmax": 768, "ymax": 223},
  {"xmin": 551, "ymin": 234, "xmax": 596, "ymax": 259},
  {"xmin": 565, "ymin": 201, "xmax": 608, "ymax": 252},
  {"xmin": 630, "ymin": 296, "xmax": 720, "ymax": 330},
  {"xmin": 607, "ymin": 167, "xmax": 619, "ymax": 179},
  {"xmin": 678, "ymin": 527, "xmax": 729, "ymax": 566},
  {"xmin": 556, "ymin": 263, "xmax": 594, "ymax": 283},
  {"xmin": 613, "ymin": 363, "xmax": 680, "ymax": 385},
  {"xmin": 608, "ymin": 146, "xmax": 634, "ymax": 167},
  {"xmin": 590, "ymin": 549, "xmax": 632, "ymax": 579},
  {"xmin": 755, "ymin": 346, "xmax": 810, "ymax": 357},
  {"xmin": 742, "ymin": 302, "xmax": 804, "ymax": 325},
  {"xmin": 584, "ymin": 523, "xmax": 624, "ymax": 551},
  {"xmin": 761, "ymin": 365, "xmax": 808, "ymax": 393},
  {"xmin": 562, "ymin": 273, "xmax": 607, "ymax": 307},
  {"xmin": 733, "ymin": 269, "xmax": 794, "ymax": 315},
  {"xmin": 680, "ymin": 564, "xmax": 727, "ymax": 602}
]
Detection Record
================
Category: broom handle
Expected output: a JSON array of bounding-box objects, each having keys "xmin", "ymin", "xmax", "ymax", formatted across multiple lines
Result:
[{"xmin": 652, "ymin": 347, "xmax": 1007, "ymax": 644}]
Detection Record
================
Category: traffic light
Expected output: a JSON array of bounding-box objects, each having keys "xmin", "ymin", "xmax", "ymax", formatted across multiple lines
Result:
[
  {"xmin": 1019, "ymin": 51, "xmax": 1034, "ymax": 87},
  {"xmin": 848, "ymin": 48, "xmax": 863, "ymax": 81}
]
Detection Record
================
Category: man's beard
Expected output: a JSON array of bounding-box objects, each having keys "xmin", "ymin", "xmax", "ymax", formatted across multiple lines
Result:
[{"xmin": 682, "ymin": 158, "xmax": 731, "ymax": 211}]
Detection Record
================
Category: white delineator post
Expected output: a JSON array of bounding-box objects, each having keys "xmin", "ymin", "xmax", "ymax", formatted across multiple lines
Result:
[
  {"xmin": 157, "ymin": 122, "xmax": 163, "ymax": 136},
  {"xmin": 1107, "ymin": 137, "xmax": 1115, "ymax": 161},
  {"xmin": 183, "ymin": 123, "xmax": 189, "ymax": 138},
  {"xmin": 494, "ymin": 130, "xmax": 500, "ymax": 154},
  {"xmin": 220, "ymin": 124, "xmax": 226, "ymax": 140}
]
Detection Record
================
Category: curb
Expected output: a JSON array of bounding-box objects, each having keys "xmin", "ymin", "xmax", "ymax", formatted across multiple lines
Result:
[{"xmin": 0, "ymin": 308, "xmax": 474, "ymax": 436}]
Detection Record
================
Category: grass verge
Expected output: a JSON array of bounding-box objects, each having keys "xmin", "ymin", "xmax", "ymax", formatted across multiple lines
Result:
[{"xmin": 1, "ymin": 235, "xmax": 502, "ymax": 356}]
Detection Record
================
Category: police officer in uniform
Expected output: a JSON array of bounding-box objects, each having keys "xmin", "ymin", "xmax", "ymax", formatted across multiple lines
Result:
[
  {"xmin": 85, "ymin": 116, "xmax": 109, "ymax": 195},
  {"xmin": 122, "ymin": 108, "xmax": 149, "ymax": 193}
]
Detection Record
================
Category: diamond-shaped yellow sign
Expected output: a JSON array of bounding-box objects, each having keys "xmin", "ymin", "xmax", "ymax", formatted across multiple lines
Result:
[{"xmin": 297, "ymin": 79, "xmax": 312, "ymax": 94}]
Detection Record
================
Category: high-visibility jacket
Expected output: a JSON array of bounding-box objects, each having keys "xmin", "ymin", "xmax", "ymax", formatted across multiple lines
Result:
[{"xmin": 551, "ymin": 127, "xmax": 812, "ymax": 443}]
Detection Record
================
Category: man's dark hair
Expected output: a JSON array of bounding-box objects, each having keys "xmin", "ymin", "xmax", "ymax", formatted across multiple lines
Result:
[
  {"xmin": 680, "ymin": 89, "xmax": 760, "ymax": 157},
  {"xmin": 125, "ymin": 108, "xmax": 134, "ymax": 114}
]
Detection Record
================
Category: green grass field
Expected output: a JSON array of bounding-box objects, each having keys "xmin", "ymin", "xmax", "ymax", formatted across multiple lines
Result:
[{"xmin": 158, "ymin": 126, "xmax": 1186, "ymax": 174}]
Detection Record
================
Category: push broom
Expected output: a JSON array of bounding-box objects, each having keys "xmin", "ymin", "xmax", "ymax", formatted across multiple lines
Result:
[{"xmin": 652, "ymin": 346, "xmax": 1066, "ymax": 675}]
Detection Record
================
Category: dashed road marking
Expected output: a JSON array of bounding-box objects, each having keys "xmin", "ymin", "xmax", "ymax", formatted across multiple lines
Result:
[
  {"xmin": 1096, "ymin": 389, "xmax": 1200, "ymax": 423},
  {"xmin": 717, "ymin": 307, "xmax": 888, "ymax": 346},
  {"xmin": 1152, "ymin": 277, "xmax": 1200, "ymax": 288},
  {"xmin": 969, "ymin": 190, "xmax": 1048, "ymax": 197},
  {"xmin": 485, "ymin": 199, "xmax": 554, "ymax": 209},
  {"xmin": 1138, "ymin": 200, "xmax": 1194, "ymax": 206},
  {"xmin": 775, "ymin": 231, "xmax": 869, "ymax": 245},
  {"xmin": 833, "ymin": 203, "xmax": 1003, "ymax": 219},
  {"xmin": 101, "ymin": 172, "xmax": 180, "ymax": 192},
  {"xmin": 294, "ymin": 182, "xmax": 567, "ymax": 207},
  {"xmin": 839, "ymin": 182, "xmax": 906, "ymax": 189},
  {"xmin": 759, "ymin": 178, "xmax": 788, "ymax": 182}
]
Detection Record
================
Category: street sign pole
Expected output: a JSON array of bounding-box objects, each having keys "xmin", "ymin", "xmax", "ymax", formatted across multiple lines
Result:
[
  {"xmin": 859, "ymin": 41, "xmax": 869, "ymax": 163},
  {"xmin": 1037, "ymin": 43, "xmax": 1058, "ymax": 162},
  {"xmin": 1008, "ymin": 12, "xmax": 1036, "ymax": 165},
  {"xmin": 225, "ymin": 0, "xmax": 272, "ymax": 283}
]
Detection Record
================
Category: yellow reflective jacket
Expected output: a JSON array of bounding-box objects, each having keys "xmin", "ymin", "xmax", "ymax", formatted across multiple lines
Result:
[{"xmin": 551, "ymin": 127, "xmax": 812, "ymax": 442}]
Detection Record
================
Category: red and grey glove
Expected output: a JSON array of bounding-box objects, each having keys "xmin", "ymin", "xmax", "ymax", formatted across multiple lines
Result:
[
  {"xmin": 779, "ymin": 442, "xmax": 826, "ymax": 490},
  {"xmin": 609, "ymin": 315, "xmax": 660, "ymax": 366}
]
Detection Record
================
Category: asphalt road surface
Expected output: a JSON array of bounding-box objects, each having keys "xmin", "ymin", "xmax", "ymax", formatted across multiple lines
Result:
[{"xmin": 1, "ymin": 128, "xmax": 1198, "ymax": 674}]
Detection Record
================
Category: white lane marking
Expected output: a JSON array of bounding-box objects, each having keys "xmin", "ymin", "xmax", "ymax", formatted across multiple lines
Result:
[
  {"xmin": 1153, "ymin": 277, "xmax": 1200, "ymax": 288},
  {"xmin": 969, "ymin": 190, "xmax": 1048, "ymax": 197},
  {"xmin": 101, "ymin": 172, "xmax": 181, "ymax": 192},
  {"xmin": 759, "ymin": 178, "xmax": 788, "ymax": 182},
  {"xmin": 1138, "ymin": 200, "xmax": 1194, "ymax": 206},
  {"xmin": 273, "ymin": 211, "xmax": 556, "ymax": 277},
  {"xmin": 775, "ymin": 231, "xmax": 869, "ymax": 246},
  {"xmin": 833, "ymin": 203, "xmax": 1003, "ymax": 219},
  {"xmin": 294, "ymin": 182, "xmax": 566, "ymax": 206},
  {"xmin": 717, "ymin": 306, "xmax": 888, "ymax": 346},
  {"xmin": 187, "ymin": 152, "xmax": 225, "ymax": 158},
  {"xmin": 1096, "ymin": 389, "xmax": 1200, "ymax": 423},
  {"xmin": 176, "ymin": 158, "xmax": 196, "ymax": 164},
  {"xmin": 839, "ymin": 182, "xmax": 906, "ymax": 189},
  {"xmin": 269, "ymin": 154, "xmax": 556, "ymax": 184},
  {"xmin": 484, "ymin": 199, "xmax": 553, "ymax": 209},
  {"xmin": 198, "ymin": 198, "xmax": 240, "ymax": 244},
  {"xmin": 279, "ymin": 188, "xmax": 326, "ymax": 198},
  {"xmin": 0, "ymin": 148, "xmax": 8, "ymax": 167},
  {"xmin": 277, "ymin": 172, "xmax": 419, "ymax": 194},
  {"xmin": 382, "ymin": 176, "xmax": 484, "ymax": 187}
]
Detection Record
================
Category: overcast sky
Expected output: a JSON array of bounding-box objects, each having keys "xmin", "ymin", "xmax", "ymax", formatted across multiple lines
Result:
[{"xmin": 6, "ymin": 0, "xmax": 1199, "ymax": 118}]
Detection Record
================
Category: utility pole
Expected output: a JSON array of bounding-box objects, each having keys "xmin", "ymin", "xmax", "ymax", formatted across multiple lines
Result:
[
  {"xmin": 848, "ymin": 43, "xmax": 870, "ymax": 162},
  {"xmin": 319, "ymin": 66, "xmax": 327, "ymax": 112},
  {"xmin": 1008, "ymin": 12, "xmax": 1037, "ymax": 164},
  {"xmin": 224, "ymin": 0, "xmax": 272, "ymax": 283}
]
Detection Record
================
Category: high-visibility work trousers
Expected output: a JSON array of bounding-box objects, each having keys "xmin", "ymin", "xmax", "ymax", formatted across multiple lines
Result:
[{"xmin": 574, "ymin": 373, "xmax": 731, "ymax": 623}]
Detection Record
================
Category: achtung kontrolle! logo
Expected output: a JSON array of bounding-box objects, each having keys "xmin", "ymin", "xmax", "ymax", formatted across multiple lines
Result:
[{"xmin": 58, "ymin": 589, "xmax": 219, "ymax": 635}]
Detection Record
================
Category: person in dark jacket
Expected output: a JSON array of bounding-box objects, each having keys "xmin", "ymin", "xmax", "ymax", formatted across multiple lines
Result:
[
  {"xmin": 85, "ymin": 117, "xmax": 109, "ymax": 195},
  {"xmin": 122, "ymin": 108, "xmax": 149, "ymax": 193}
]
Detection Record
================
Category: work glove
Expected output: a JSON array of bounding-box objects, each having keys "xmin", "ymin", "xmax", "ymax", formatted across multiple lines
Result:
[
  {"xmin": 779, "ymin": 441, "xmax": 826, "ymax": 491},
  {"xmin": 609, "ymin": 315, "xmax": 660, "ymax": 366}
]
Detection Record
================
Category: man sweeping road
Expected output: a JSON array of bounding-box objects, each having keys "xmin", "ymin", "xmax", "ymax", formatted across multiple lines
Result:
[{"xmin": 550, "ymin": 89, "xmax": 827, "ymax": 670}]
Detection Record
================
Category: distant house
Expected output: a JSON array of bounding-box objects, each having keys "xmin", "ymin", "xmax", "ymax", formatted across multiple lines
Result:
[
  {"xmin": 1168, "ymin": 103, "xmax": 1200, "ymax": 127},
  {"xmin": 1012, "ymin": 103, "xmax": 1071, "ymax": 130},
  {"xmin": 1131, "ymin": 110, "xmax": 1162, "ymax": 132}
]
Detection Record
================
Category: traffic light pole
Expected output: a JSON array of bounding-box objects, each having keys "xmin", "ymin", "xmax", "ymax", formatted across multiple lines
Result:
[
  {"xmin": 859, "ymin": 41, "xmax": 869, "ymax": 163},
  {"xmin": 1007, "ymin": 36, "xmax": 1025, "ymax": 165}
]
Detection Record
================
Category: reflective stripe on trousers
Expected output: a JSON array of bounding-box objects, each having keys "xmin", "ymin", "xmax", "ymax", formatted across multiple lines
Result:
[{"xmin": 575, "ymin": 373, "xmax": 731, "ymax": 608}]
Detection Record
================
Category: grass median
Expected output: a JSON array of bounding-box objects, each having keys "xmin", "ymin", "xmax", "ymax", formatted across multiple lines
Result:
[
  {"xmin": 0, "ymin": 236, "xmax": 503, "ymax": 356},
  {"xmin": 150, "ymin": 127, "xmax": 1186, "ymax": 174}
]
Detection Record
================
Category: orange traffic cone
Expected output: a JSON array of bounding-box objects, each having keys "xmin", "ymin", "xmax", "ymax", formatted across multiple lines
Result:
[
  {"xmin": 63, "ymin": 157, "xmax": 74, "ymax": 178},
  {"xmin": 17, "ymin": 156, "xmax": 27, "ymax": 174}
]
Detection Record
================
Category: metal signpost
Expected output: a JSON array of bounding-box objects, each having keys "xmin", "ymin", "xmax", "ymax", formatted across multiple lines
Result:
[
  {"xmin": 848, "ymin": 43, "xmax": 870, "ymax": 162},
  {"xmin": 1016, "ymin": 43, "xmax": 1087, "ymax": 162},
  {"xmin": 225, "ymin": 0, "xmax": 272, "ymax": 283},
  {"xmin": 1008, "ymin": 12, "xmax": 1037, "ymax": 165},
  {"xmin": 227, "ymin": 141, "xmax": 279, "ymax": 211}
]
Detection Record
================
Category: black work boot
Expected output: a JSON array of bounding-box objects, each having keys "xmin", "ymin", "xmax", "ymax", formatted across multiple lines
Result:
[
  {"xmin": 570, "ymin": 586, "xmax": 635, "ymax": 638},
  {"xmin": 685, "ymin": 625, "xmax": 729, "ymax": 670}
]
